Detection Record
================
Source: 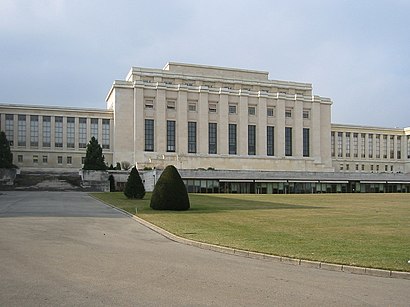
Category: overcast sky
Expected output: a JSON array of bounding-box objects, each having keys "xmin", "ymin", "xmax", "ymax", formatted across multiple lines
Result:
[{"xmin": 1, "ymin": 0, "xmax": 409, "ymax": 128}]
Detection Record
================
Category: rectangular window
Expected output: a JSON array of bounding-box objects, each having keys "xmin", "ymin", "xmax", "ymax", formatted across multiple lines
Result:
[
  {"xmin": 42, "ymin": 116, "xmax": 51, "ymax": 147},
  {"xmin": 57, "ymin": 156, "xmax": 63, "ymax": 164},
  {"xmin": 5, "ymin": 114, "xmax": 14, "ymax": 146},
  {"xmin": 209, "ymin": 103, "xmax": 217, "ymax": 113},
  {"xmin": 303, "ymin": 128, "xmax": 310, "ymax": 157},
  {"xmin": 91, "ymin": 118, "xmax": 98, "ymax": 139},
  {"xmin": 331, "ymin": 132, "xmax": 335, "ymax": 157},
  {"xmin": 248, "ymin": 125, "xmax": 256, "ymax": 155},
  {"xmin": 345, "ymin": 132, "xmax": 351, "ymax": 158},
  {"xmin": 267, "ymin": 107, "xmax": 274, "ymax": 117},
  {"xmin": 166, "ymin": 100, "xmax": 176, "ymax": 110},
  {"xmin": 361, "ymin": 133, "xmax": 366, "ymax": 158},
  {"xmin": 285, "ymin": 109, "xmax": 292, "ymax": 118},
  {"xmin": 390, "ymin": 136, "xmax": 394, "ymax": 159},
  {"xmin": 353, "ymin": 133, "xmax": 358, "ymax": 158},
  {"xmin": 303, "ymin": 110, "xmax": 310, "ymax": 119},
  {"xmin": 408, "ymin": 136, "xmax": 410, "ymax": 159},
  {"xmin": 383, "ymin": 135, "xmax": 388, "ymax": 158},
  {"xmin": 397, "ymin": 136, "xmax": 401, "ymax": 159},
  {"xmin": 166, "ymin": 120, "xmax": 176, "ymax": 152},
  {"xmin": 144, "ymin": 119, "xmax": 154, "ymax": 151},
  {"xmin": 375, "ymin": 134, "xmax": 380, "ymax": 159},
  {"xmin": 338, "ymin": 132, "xmax": 343, "ymax": 157},
  {"xmin": 33, "ymin": 155, "xmax": 38, "ymax": 164},
  {"xmin": 188, "ymin": 103, "xmax": 197, "ymax": 112},
  {"xmin": 42, "ymin": 155, "xmax": 48, "ymax": 163},
  {"xmin": 30, "ymin": 115, "xmax": 39, "ymax": 147},
  {"xmin": 18, "ymin": 115, "xmax": 26, "ymax": 146},
  {"xmin": 67, "ymin": 117, "xmax": 75, "ymax": 148},
  {"xmin": 18, "ymin": 155, "xmax": 23, "ymax": 163},
  {"xmin": 79, "ymin": 118, "xmax": 87, "ymax": 148},
  {"xmin": 285, "ymin": 127, "xmax": 293, "ymax": 156},
  {"xmin": 362, "ymin": 164, "xmax": 365, "ymax": 171},
  {"xmin": 229, "ymin": 105, "xmax": 237, "ymax": 114},
  {"xmin": 385, "ymin": 165, "xmax": 388, "ymax": 172},
  {"xmin": 248, "ymin": 106, "xmax": 256, "ymax": 116},
  {"xmin": 55, "ymin": 116, "xmax": 63, "ymax": 148},
  {"xmin": 208, "ymin": 123, "xmax": 217, "ymax": 154},
  {"xmin": 229, "ymin": 124, "xmax": 237, "ymax": 155},
  {"xmin": 267, "ymin": 126, "xmax": 274, "ymax": 156},
  {"xmin": 102, "ymin": 119, "xmax": 110, "ymax": 149},
  {"xmin": 145, "ymin": 99, "xmax": 154, "ymax": 109},
  {"xmin": 188, "ymin": 122, "xmax": 197, "ymax": 153},
  {"xmin": 67, "ymin": 156, "xmax": 72, "ymax": 164},
  {"xmin": 368, "ymin": 134, "xmax": 373, "ymax": 159}
]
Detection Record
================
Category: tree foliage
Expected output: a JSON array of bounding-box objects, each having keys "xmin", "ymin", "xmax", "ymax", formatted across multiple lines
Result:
[
  {"xmin": 83, "ymin": 137, "xmax": 107, "ymax": 170},
  {"xmin": 124, "ymin": 167, "xmax": 145, "ymax": 199},
  {"xmin": 150, "ymin": 165, "xmax": 190, "ymax": 211},
  {"xmin": 0, "ymin": 131, "xmax": 14, "ymax": 168}
]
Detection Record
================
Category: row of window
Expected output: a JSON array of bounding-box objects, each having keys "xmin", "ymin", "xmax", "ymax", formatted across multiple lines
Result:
[
  {"xmin": 17, "ymin": 154, "xmax": 80, "ymax": 165},
  {"xmin": 145, "ymin": 99, "xmax": 310, "ymax": 119},
  {"xmin": 144, "ymin": 119, "xmax": 310, "ymax": 157},
  {"xmin": 339, "ymin": 163, "xmax": 396, "ymax": 172},
  {"xmin": 2, "ymin": 114, "xmax": 110, "ymax": 149},
  {"xmin": 331, "ymin": 132, "xmax": 410, "ymax": 160}
]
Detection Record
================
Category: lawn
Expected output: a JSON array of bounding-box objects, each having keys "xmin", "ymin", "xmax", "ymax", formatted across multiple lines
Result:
[{"xmin": 92, "ymin": 192, "xmax": 410, "ymax": 272}]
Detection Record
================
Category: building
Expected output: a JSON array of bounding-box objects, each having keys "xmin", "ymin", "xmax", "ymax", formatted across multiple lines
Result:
[{"xmin": 1, "ymin": 62, "xmax": 409, "ymax": 193}]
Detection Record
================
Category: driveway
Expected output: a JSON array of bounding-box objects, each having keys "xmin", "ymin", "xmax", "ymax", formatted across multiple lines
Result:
[{"xmin": 0, "ymin": 191, "xmax": 409, "ymax": 306}]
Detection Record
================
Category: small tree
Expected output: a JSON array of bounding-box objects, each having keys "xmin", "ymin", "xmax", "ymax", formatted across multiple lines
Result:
[
  {"xmin": 0, "ymin": 131, "xmax": 14, "ymax": 168},
  {"xmin": 83, "ymin": 137, "xmax": 107, "ymax": 170},
  {"xmin": 124, "ymin": 167, "xmax": 145, "ymax": 199},
  {"xmin": 150, "ymin": 165, "xmax": 190, "ymax": 211}
]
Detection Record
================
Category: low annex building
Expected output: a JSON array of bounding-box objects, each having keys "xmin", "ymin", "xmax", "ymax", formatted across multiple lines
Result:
[{"xmin": 1, "ymin": 62, "xmax": 410, "ymax": 193}]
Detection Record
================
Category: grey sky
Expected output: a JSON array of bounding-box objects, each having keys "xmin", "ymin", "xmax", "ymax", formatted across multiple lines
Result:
[{"xmin": 1, "ymin": 0, "xmax": 409, "ymax": 128}]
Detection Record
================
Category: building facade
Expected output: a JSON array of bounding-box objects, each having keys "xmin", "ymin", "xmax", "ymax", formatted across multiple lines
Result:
[{"xmin": 1, "ymin": 62, "xmax": 409, "ymax": 193}]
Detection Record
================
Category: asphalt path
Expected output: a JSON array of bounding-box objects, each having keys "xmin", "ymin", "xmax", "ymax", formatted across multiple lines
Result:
[{"xmin": 0, "ymin": 191, "xmax": 409, "ymax": 306}]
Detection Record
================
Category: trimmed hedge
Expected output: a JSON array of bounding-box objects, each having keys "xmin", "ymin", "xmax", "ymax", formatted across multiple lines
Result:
[
  {"xmin": 150, "ymin": 165, "xmax": 190, "ymax": 211},
  {"xmin": 124, "ymin": 167, "xmax": 145, "ymax": 199}
]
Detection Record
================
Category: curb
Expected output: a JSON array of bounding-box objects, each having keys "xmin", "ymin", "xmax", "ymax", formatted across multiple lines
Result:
[{"xmin": 92, "ymin": 196, "xmax": 410, "ymax": 281}]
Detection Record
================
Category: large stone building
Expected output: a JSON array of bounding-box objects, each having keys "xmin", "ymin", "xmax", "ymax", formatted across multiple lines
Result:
[{"xmin": 1, "ymin": 62, "xmax": 409, "ymax": 193}]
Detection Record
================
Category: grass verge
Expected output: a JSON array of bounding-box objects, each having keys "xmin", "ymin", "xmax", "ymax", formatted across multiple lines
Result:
[{"xmin": 92, "ymin": 192, "xmax": 410, "ymax": 272}]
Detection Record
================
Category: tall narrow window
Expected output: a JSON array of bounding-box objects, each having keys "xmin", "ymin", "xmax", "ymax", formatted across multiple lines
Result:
[
  {"xmin": 368, "ymin": 134, "xmax": 373, "ymax": 159},
  {"xmin": 383, "ymin": 135, "xmax": 388, "ymax": 158},
  {"xmin": 375, "ymin": 135, "xmax": 380, "ymax": 158},
  {"xmin": 390, "ymin": 136, "xmax": 394, "ymax": 159},
  {"xmin": 345, "ymin": 132, "xmax": 351, "ymax": 158},
  {"xmin": 55, "ymin": 116, "xmax": 63, "ymax": 148},
  {"xmin": 208, "ymin": 123, "xmax": 217, "ymax": 154},
  {"xmin": 338, "ymin": 132, "xmax": 343, "ymax": 157},
  {"xmin": 267, "ymin": 126, "xmax": 274, "ymax": 156},
  {"xmin": 353, "ymin": 133, "xmax": 358, "ymax": 158},
  {"xmin": 331, "ymin": 132, "xmax": 335, "ymax": 157},
  {"xmin": 79, "ymin": 118, "xmax": 87, "ymax": 148},
  {"xmin": 66, "ymin": 117, "xmax": 75, "ymax": 148},
  {"xmin": 167, "ymin": 120, "xmax": 176, "ymax": 152},
  {"xmin": 188, "ymin": 122, "xmax": 197, "ymax": 153},
  {"xmin": 303, "ymin": 128, "xmax": 310, "ymax": 157},
  {"xmin": 30, "ymin": 115, "xmax": 39, "ymax": 147},
  {"xmin": 397, "ymin": 136, "xmax": 401, "ymax": 159},
  {"xmin": 5, "ymin": 114, "xmax": 14, "ymax": 146},
  {"xmin": 228, "ymin": 124, "xmax": 237, "ymax": 155},
  {"xmin": 42, "ymin": 116, "xmax": 51, "ymax": 147},
  {"xmin": 91, "ymin": 118, "xmax": 98, "ymax": 139},
  {"xmin": 18, "ymin": 115, "xmax": 26, "ymax": 146},
  {"xmin": 407, "ymin": 136, "xmax": 410, "ymax": 159},
  {"xmin": 248, "ymin": 125, "xmax": 256, "ymax": 155},
  {"xmin": 144, "ymin": 119, "xmax": 154, "ymax": 152},
  {"xmin": 102, "ymin": 119, "xmax": 110, "ymax": 149},
  {"xmin": 285, "ymin": 127, "xmax": 292, "ymax": 156},
  {"xmin": 361, "ymin": 133, "xmax": 365, "ymax": 158}
]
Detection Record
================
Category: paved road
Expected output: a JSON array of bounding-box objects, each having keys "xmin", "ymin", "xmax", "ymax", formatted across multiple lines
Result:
[{"xmin": 0, "ymin": 191, "xmax": 409, "ymax": 306}]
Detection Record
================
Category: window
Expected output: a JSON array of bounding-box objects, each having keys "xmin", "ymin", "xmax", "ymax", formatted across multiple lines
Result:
[
  {"xmin": 370, "ymin": 165, "xmax": 374, "ymax": 171},
  {"xmin": 18, "ymin": 115, "xmax": 26, "ymax": 146},
  {"xmin": 102, "ymin": 119, "xmax": 110, "ymax": 149},
  {"xmin": 18, "ymin": 155, "xmax": 23, "ymax": 163},
  {"xmin": 345, "ymin": 132, "xmax": 350, "ymax": 158},
  {"xmin": 57, "ymin": 156, "xmax": 63, "ymax": 164},
  {"xmin": 67, "ymin": 156, "xmax": 72, "ymax": 164},
  {"xmin": 145, "ymin": 99, "xmax": 154, "ymax": 109},
  {"xmin": 166, "ymin": 120, "xmax": 176, "ymax": 152},
  {"xmin": 55, "ymin": 116, "xmax": 63, "ymax": 148},
  {"xmin": 375, "ymin": 135, "xmax": 380, "ymax": 158},
  {"xmin": 33, "ymin": 155, "xmax": 38, "ymax": 164},
  {"xmin": 376, "ymin": 165, "xmax": 379, "ymax": 172},
  {"xmin": 248, "ymin": 125, "xmax": 256, "ymax": 155},
  {"xmin": 331, "ymin": 132, "xmax": 335, "ymax": 157},
  {"xmin": 346, "ymin": 164, "xmax": 350, "ymax": 171},
  {"xmin": 42, "ymin": 116, "xmax": 51, "ymax": 147},
  {"xmin": 188, "ymin": 122, "xmax": 197, "ymax": 153},
  {"xmin": 229, "ymin": 105, "xmax": 237, "ymax": 114},
  {"xmin": 338, "ymin": 132, "xmax": 343, "ymax": 157},
  {"xmin": 285, "ymin": 127, "xmax": 292, "ymax": 156},
  {"xmin": 188, "ymin": 103, "xmax": 197, "ymax": 112},
  {"xmin": 229, "ymin": 124, "xmax": 237, "ymax": 154},
  {"xmin": 167, "ymin": 100, "xmax": 176, "ymax": 110},
  {"xmin": 385, "ymin": 165, "xmax": 388, "ymax": 172},
  {"xmin": 383, "ymin": 135, "xmax": 388, "ymax": 158},
  {"xmin": 391, "ymin": 165, "xmax": 393, "ymax": 172},
  {"xmin": 91, "ymin": 118, "xmax": 98, "ymax": 139},
  {"xmin": 209, "ymin": 103, "xmax": 217, "ymax": 113},
  {"xmin": 353, "ymin": 133, "xmax": 358, "ymax": 158},
  {"xmin": 267, "ymin": 126, "xmax": 274, "ymax": 156},
  {"xmin": 144, "ymin": 119, "xmax": 154, "ymax": 152},
  {"xmin": 407, "ymin": 136, "xmax": 410, "ymax": 159},
  {"xmin": 361, "ymin": 133, "xmax": 366, "ymax": 158},
  {"xmin": 208, "ymin": 123, "xmax": 217, "ymax": 154},
  {"xmin": 340, "ymin": 164, "xmax": 344, "ymax": 171},
  {"xmin": 248, "ymin": 106, "xmax": 256, "ymax": 116},
  {"xmin": 5, "ymin": 114, "xmax": 14, "ymax": 146},
  {"xmin": 397, "ymin": 136, "xmax": 401, "ymax": 159},
  {"xmin": 67, "ymin": 117, "xmax": 75, "ymax": 148},
  {"xmin": 390, "ymin": 136, "xmax": 394, "ymax": 159},
  {"xmin": 362, "ymin": 164, "xmax": 365, "ymax": 171},
  {"xmin": 42, "ymin": 155, "xmax": 48, "ymax": 164},
  {"xmin": 368, "ymin": 134, "xmax": 373, "ymax": 158},
  {"xmin": 78, "ymin": 118, "xmax": 87, "ymax": 148},
  {"xmin": 267, "ymin": 107, "xmax": 274, "ymax": 117},
  {"xmin": 355, "ymin": 164, "xmax": 359, "ymax": 171},
  {"xmin": 30, "ymin": 115, "xmax": 39, "ymax": 147},
  {"xmin": 285, "ymin": 109, "xmax": 292, "ymax": 118},
  {"xmin": 303, "ymin": 128, "xmax": 310, "ymax": 157},
  {"xmin": 303, "ymin": 110, "xmax": 310, "ymax": 119},
  {"xmin": 81, "ymin": 157, "xmax": 85, "ymax": 164}
]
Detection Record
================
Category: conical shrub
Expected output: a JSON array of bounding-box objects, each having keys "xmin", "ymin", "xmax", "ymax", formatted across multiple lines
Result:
[
  {"xmin": 124, "ymin": 167, "xmax": 145, "ymax": 199},
  {"xmin": 150, "ymin": 165, "xmax": 190, "ymax": 211}
]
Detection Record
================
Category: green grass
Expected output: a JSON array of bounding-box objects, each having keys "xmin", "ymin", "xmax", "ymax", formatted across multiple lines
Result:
[{"xmin": 92, "ymin": 192, "xmax": 410, "ymax": 272}]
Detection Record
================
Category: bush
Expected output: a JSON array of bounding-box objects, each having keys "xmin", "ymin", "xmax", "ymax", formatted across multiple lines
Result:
[
  {"xmin": 124, "ymin": 167, "xmax": 145, "ymax": 199},
  {"xmin": 0, "ymin": 131, "xmax": 14, "ymax": 168},
  {"xmin": 150, "ymin": 165, "xmax": 190, "ymax": 211},
  {"xmin": 83, "ymin": 137, "xmax": 107, "ymax": 170}
]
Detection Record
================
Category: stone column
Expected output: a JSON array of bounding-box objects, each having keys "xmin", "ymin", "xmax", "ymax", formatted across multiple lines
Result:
[
  {"xmin": 311, "ymin": 101, "xmax": 321, "ymax": 161},
  {"xmin": 156, "ymin": 88, "xmax": 166, "ymax": 153},
  {"xmin": 177, "ymin": 88, "xmax": 188, "ymax": 154},
  {"xmin": 257, "ymin": 94, "xmax": 267, "ymax": 156},
  {"xmin": 134, "ymin": 87, "xmax": 144, "ymax": 155},
  {"xmin": 238, "ymin": 91, "xmax": 248, "ymax": 155},
  {"xmin": 197, "ymin": 88, "xmax": 209, "ymax": 154},
  {"xmin": 276, "ymin": 98, "xmax": 285, "ymax": 158},
  {"xmin": 218, "ymin": 90, "xmax": 229, "ymax": 155},
  {"xmin": 294, "ymin": 99, "xmax": 303, "ymax": 158}
]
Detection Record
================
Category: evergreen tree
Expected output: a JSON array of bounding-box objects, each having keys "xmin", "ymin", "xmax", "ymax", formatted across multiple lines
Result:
[
  {"xmin": 124, "ymin": 167, "xmax": 145, "ymax": 199},
  {"xmin": 150, "ymin": 165, "xmax": 190, "ymax": 211},
  {"xmin": 0, "ymin": 131, "xmax": 14, "ymax": 168},
  {"xmin": 82, "ymin": 137, "xmax": 107, "ymax": 170}
]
